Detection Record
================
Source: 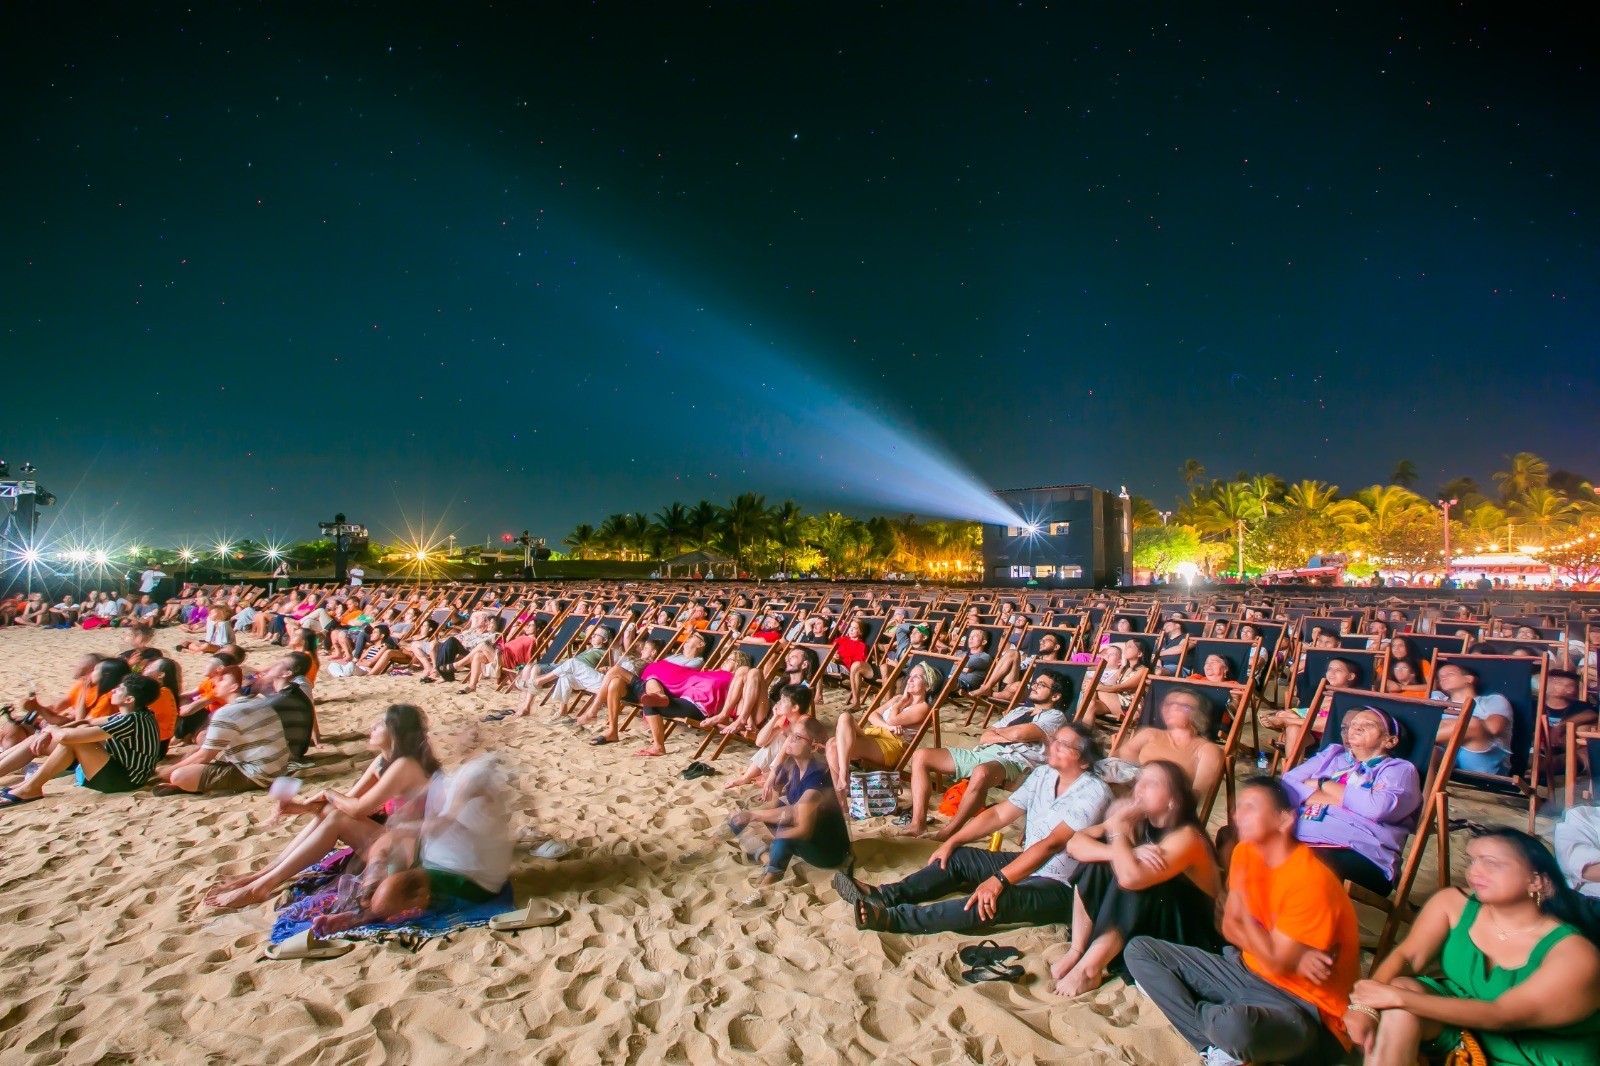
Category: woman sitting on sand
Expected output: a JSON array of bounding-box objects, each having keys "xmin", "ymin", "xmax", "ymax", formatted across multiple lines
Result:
[
  {"xmin": 206, "ymin": 704, "xmax": 440, "ymax": 910},
  {"xmin": 826, "ymin": 661, "xmax": 941, "ymax": 793},
  {"xmin": 1047, "ymin": 760, "xmax": 1221, "ymax": 996}
]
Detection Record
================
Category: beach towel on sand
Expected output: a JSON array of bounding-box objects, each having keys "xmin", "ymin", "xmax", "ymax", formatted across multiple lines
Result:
[{"xmin": 269, "ymin": 884, "xmax": 514, "ymax": 947}]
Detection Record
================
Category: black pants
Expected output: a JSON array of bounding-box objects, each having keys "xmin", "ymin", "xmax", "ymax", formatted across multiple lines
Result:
[
  {"xmin": 875, "ymin": 846, "xmax": 1074, "ymax": 934},
  {"xmin": 1309, "ymin": 845, "xmax": 1392, "ymax": 897},
  {"xmin": 1123, "ymin": 938, "xmax": 1347, "ymax": 1065},
  {"xmin": 434, "ymin": 637, "xmax": 464, "ymax": 679}
]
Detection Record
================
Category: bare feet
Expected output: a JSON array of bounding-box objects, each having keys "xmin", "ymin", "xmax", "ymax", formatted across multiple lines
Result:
[
  {"xmin": 634, "ymin": 747, "xmax": 666, "ymax": 758},
  {"xmin": 894, "ymin": 819, "xmax": 928, "ymax": 838},
  {"xmin": 207, "ymin": 883, "xmax": 271, "ymax": 911},
  {"xmin": 1051, "ymin": 965, "xmax": 1105, "ymax": 997},
  {"xmin": 1049, "ymin": 949, "xmax": 1083, "ymax": 982}
]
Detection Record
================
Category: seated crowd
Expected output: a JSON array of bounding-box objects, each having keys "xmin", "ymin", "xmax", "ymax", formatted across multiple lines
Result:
[{"xmin": 7, "ymin": 577, "xmax": 1600, "ymax": 1064}]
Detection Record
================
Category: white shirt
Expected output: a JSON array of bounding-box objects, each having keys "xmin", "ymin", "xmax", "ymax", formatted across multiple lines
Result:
[
  {"xmin": 348, "ymin": 568, "xmax": 364, "ymax": 587},
  {"xmin": 1556, "ymin": 806, "xmax": 1600, "ymax": 899},
  {"xmin": 139, "ymin": 569, "xmax": 167, "ymax": 594},
  {"xmin": 1006, "ymin": 766, "xmax": 1112, "ymax": 883},
  {"xmin": 420, "ymin": 758, "xmax": 512, "ymax": 893}
]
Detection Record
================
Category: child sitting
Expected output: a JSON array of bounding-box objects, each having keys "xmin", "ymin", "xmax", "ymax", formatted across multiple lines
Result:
[
  {"xmin": 724, "ymin": 684, "xmax": 813, "ymax": 792},
  {"xmin": 724, "ymin": 715, "xmax": 852, "ymax": 892}
]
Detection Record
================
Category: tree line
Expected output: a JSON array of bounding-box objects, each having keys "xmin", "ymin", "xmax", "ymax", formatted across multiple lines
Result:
[{"xmin": 1132, "ymin": 452, "xmax": 1600, "ymax": 583}]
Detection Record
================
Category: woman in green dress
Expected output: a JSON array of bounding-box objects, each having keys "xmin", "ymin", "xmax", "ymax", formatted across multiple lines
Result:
[{"xmin": 1349, "ymin": 827, "xmax": 1600, "ymax": 1065}]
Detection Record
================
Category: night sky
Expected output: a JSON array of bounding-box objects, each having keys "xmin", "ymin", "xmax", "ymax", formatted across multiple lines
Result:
[{"xmin": 3, "ymin": 3, "xmax": 1595, "ymax": 546}]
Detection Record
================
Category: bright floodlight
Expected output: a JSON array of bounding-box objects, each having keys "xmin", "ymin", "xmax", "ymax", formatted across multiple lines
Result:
[
  {"xmin": 179, "ymin": 549, "xmax": 195, "ymax": 562},
  {"xmin": 215, "ymin": 542, "xmax": 232, "ymax": 558},
  {"xmin": 1023, "ymin": 523, "xmax": 1042, "ymax": 535},
  {"xmin": 92, "ymin": 550, "xmax": 109, "ymax": 566},
  {"xmin": 21, "ymin": 547, "xmax": 40, "ymax": 565}
]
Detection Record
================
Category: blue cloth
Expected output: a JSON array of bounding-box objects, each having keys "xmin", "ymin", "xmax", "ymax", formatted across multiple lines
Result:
[{"xmin": 268, "ymin": 884, "xmax": 514, "ymax": 944}]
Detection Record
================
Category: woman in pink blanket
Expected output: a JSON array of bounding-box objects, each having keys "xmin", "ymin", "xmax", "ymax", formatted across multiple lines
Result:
[{"xmin": 632, "ymin": 656, "xmax": 763, "ymax": 759}]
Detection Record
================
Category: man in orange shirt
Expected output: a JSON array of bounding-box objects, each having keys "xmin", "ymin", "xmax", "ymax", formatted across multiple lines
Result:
[{"xmin": 1125, "ymin": 775, "xmax": 1359, "ymax": 1066}]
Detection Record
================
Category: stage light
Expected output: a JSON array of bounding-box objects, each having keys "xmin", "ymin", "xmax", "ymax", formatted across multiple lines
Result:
[
  {"xmin": 179, "ymin": 549, "xmax": 195, "ymax": 562},
  {"xmin": 1023, "ymin": 523, "xmax": 1042, "ymax": 536},
  {"xmin": 21, "ymin": 547, "xmax": 40, "ymax": 565},
  {"xmin": 214, "ymin": 542, "xmax": 233, "ymax": 558},
  {"xmin": 92, "ymin": 550, "xmax": 109, "ymax": 566}
]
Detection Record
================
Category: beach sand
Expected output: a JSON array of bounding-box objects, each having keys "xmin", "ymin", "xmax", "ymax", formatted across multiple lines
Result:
[{"xmin": 0, "ymin": 626, "xmax": 1524, "ymax": 1064}]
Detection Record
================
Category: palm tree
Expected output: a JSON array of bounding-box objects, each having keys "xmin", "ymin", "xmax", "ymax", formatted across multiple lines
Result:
[
  {"xmin": 1242, "ymin": 474, "xmax": 1286, "ymax": 520},
  {"xmin": 1390, "ymin": 459, "xmax": 1420, "ymax": 488},
  {"xmin": 651, "ymin": 502, "xmax": 691, "ymax": 558},
  {"xmin": 684, "ymin": 500, "xmax": 722, "ymax": 553},
  {"xmin": 719, "ymin": 492, "xmax": 770, "ymax": 575},
  {"xmin": 1461, "ymin": 502, "xmax": 1508, "ymax": 552},
  {"xmin": 597, "ymin": 513, "xmax": 631, "ymax": 560},
  {"xmin": 1494, "ymin": 452, "xmax": 1550, "ymax": 501},
  {"xmin": 767, "ymin": 500, "xmax": 807, "ymax": 575},
  {"xmin": 1128, "ymin": 494, "xmax": 1163, "ymax": 530},
  {"xmin": 623, "ymin": 512, "xmax": 653, "ymax": 560},
  {"xmin": 1192, "ymin": 481, "xmax": 1258, "ymax": 578},
  {"xmin": 563, "ymin": 523, "xmax": 598, "ymax": 560},
  {"xmin": 1180, "ymin": 459, "xmax": 1206, "ymax": 489},
  {"xmin": 1509, "ymin": 487, "xmax": 1581, "ymax": 545},
  {"xmin": 1283, "ymin": 479, "xmax": 1339, "ymax": 514}
]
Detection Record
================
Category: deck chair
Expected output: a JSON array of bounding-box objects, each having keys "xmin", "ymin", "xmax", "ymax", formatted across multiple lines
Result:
[
  {"xmin": 964, "ymin": 626, "xmax": 1078, "ymax": 725},
  {"xmin": 1394, "ymin": 631, "xmax": 1469, "ymax": 664},
  {"xmin": 1436, "ymin": 653, "xmax": 1545, "ymax": 830},
  {"xmin": 1176, "ymin": 637, "xmax": 1260, "ymax": 689},
  {"xmin": 877, "ymin": 651, "xmax": 966, "ymax": 770},
  {"xmin": 1111, "ymin": 675, "xmax": 1243, "ymax": 819},
  {"xmin": 1306, "ymin": 688, "xmax": 1471, "ymax": 964},
  {"xmin": 1433, "ymin": 619, "xmax": 1486, "ymax": 644}
]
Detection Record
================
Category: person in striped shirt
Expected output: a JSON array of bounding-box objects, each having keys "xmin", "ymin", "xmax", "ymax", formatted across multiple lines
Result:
[
  {"xmin": 155, "ymin": 667, "xmax": 288, "ymax": 794},
  {"xmin": 0, "ymin": 674, "xmax": 164, "ymax": 808}
]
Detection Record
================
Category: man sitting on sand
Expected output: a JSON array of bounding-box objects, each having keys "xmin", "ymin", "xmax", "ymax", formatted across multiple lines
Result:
[
  {"xmin": 897, "ymin": 670, "xmax": 1070, "ymax": 840},
  {"xmin": 0, "ymin": 674, "xmax": 164, "ymax": 807},
  {"xmin": 155, "ymin": 666, "xmax": 289, "ymax": 794},
  {"xmin": 834, "ymin": 723, "xmax": 1111, "ymax": 934}
]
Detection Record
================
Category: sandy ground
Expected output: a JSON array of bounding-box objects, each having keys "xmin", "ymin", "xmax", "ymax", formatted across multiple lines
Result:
[{"xmin": 0, "ymin": 626, "xmax": 1537, "ymax": 1065}]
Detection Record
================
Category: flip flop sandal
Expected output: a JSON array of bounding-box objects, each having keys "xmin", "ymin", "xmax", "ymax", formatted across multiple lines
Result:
[
  {"xmin": 958, "ymin": 939, "xmax": 1021, "ymax": 967},
  {"xmin": 0, "ymin": 787, "xmax": 41, "ymax": 809},
  {"xmin": 482, "ymin": 710, "xmax": 514, "ymax": 722},
  {"xmin": 681, "ymin": 762, "xmax": 718, "ymax": 780},
  {"xmin": 263, "ymin": 930, "xmax": 355, "ymax": 961},
  {"xmin": 487, "ymin": 900, "xmax": 567, "ymax": 932},
  {"xmin": 960, "ymin": 960, "xmax": 1024, "ymax": 984},
  {"xmin": 531, "ymin": 840, "xmax": 571, "ymax": 860},
  {"xmin": 588, "ymin": 735, "xmax": 614, "ymax": 746}
]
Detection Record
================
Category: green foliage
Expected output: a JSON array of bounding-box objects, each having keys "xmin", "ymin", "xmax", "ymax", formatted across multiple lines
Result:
[{"xmin": 1131, "ymin": 525, "xmax": 1200, "ymax": 576}]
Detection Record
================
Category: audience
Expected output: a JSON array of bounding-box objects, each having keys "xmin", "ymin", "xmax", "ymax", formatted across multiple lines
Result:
[
  {"xmin": 1125, "ymin": 776, "xmax": 1360, "ymax": 1066},
  {"xmin": 156, "ymin": 666, "xmax": 289, "ymax": 794},
  {"xmin": 0, "ymin": 674, "xmax": 164, "ymax": 805},
  {"xmin": 833, "ymin": 723, "xmax": 1111, "ymax": 934},
  {"xmin": 724, "ymin": 716, "xmax": 852, "ymax": 892},
  {"xmin": 205, "ymin": 703, "xmax": 439, "ymax": 909},
  {"xmin": 1053, "ymin": 760, "xmax": 1221, "ymax": 995},
  {"xmin": 1349, "ymin": 827, "xmax": 1600, "ymax": 1065},
  {"xmin": 1431, "ymin": 662, "xmax": 1514, "ymax": 775},
  {"xmin": 1111, "ymin": 685, "xmax": 1225, "ymax": 803},
  {"xmin": 897, "ymin": 669, "xmax": 1069, "ymax": 839},
  {"xmin": 1280, "ymin": 707, "xmax": 1423, "ymax": 895}
]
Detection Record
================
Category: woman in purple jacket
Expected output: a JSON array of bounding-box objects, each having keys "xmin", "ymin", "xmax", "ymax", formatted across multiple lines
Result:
[{"xmin": 1281, "ymin": 706, "xmax": 1423, "ymax": 895}]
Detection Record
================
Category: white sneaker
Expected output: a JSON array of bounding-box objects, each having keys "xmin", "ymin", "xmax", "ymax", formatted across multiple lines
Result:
[{"xmin": 1202, "ymin": 1047, "xmax": 1244, "ymax": 1066}]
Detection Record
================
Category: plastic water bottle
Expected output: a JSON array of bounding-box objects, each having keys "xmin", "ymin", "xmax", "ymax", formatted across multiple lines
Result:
[{"xmin": 1256, "ymin": 749, "xmax": 1271, "ymax": 772}]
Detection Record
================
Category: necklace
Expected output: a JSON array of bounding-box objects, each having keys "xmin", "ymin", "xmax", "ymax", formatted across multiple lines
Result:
[{"xmin": 1488, "ymin": 910, "xmax": 1545, "ymax": 941}]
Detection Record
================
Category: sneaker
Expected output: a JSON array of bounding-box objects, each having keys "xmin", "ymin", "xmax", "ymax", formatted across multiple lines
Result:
[{"xmin": 1202, "ymin": 1047, "xmax": 1244, "ymax": 1066}]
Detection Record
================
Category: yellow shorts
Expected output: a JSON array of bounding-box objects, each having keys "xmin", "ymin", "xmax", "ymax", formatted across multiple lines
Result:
[{"xmin": 860, "ymin": 725, "xmax": 907, "ymax": 767}]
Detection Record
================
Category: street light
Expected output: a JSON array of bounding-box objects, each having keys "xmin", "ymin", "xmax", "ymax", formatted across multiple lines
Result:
[{"xmin": 1437, "ymin": 498, "xmax": 1457, "ymax": 581}]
